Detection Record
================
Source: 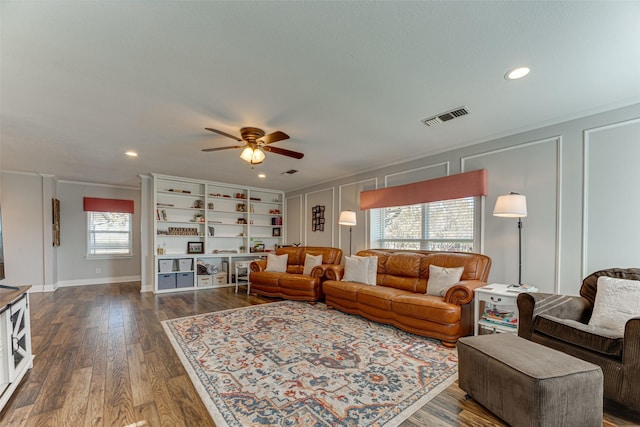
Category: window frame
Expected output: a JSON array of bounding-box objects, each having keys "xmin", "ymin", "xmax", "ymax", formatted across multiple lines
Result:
[
  {"xmin": 370, "ymin": 196, "xmax": 482, "ymax": 252},
  {"xmin": 86, "ymin": 211, "xmax": 133, "ymax": 259}
]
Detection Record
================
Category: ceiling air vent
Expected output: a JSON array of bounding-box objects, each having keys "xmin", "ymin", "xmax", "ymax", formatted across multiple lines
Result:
[
  {"xmin": 282, "ymin": 169, "xmax": 298, "ymax": 175},
  {"xmin": 422, "ymin": 106, "xmax": 470, "ymax": 127}
]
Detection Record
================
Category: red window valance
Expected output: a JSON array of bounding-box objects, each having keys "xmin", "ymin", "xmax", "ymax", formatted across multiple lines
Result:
[
  {"xmin": 360, "ymin": 169, "xmax": 488, "ymax": 210},
  {"xmin": 83, "ymin": 197, "xmax": 134, "ymax": 214}
]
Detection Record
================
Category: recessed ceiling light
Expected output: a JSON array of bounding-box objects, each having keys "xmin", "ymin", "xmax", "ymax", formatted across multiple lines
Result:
[
  {"xmin": 125, "ymin": 151, "xmax": 138, "ymax": 157},
  {"xmin": 505, "ymin": 67, "xmax": 530, "ymax": 80},
  {"xmin": 258, "ymin": 173, "xmax": 266, "ymax": 179}
]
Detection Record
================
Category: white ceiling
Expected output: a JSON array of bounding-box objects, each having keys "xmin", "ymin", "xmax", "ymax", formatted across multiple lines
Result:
[{"xmin": 2, "ymin": 1, "xmax": 640, "ymax": 191}]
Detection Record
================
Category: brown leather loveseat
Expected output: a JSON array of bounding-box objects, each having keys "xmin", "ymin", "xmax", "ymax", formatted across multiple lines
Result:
[
  {"xmin": 323, "ymin": 249, "xmax": 491, "ymax": 347},
  {"xmin": 250, "ymin": 246, "xmax": 343, "ymax": 302}
]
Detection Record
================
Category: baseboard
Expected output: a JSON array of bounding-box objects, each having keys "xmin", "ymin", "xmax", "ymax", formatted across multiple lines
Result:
[
  {"xmin": 140, "ymin": 283, "xmax": 154, "ymax": 293},
  {"xmin": 57, "ymin": 275, "xmax": 142, "ymax": 288}
]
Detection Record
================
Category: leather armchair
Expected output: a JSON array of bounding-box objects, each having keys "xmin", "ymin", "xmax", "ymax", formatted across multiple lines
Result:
[{"xmin": 517, "ymin": 268, "xmax": 640, "ymax": 411}]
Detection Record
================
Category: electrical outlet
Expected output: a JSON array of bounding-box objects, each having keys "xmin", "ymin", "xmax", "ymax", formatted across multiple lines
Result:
[{"xmin": 96, "ymin": 267, "xmax": 101, "ymax": 274}]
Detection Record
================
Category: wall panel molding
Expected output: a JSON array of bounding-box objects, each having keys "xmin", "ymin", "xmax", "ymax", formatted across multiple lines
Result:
[
  {"xmin": 583, "ymin": 117, "xmax": 640, "ymax": 277},
  {"xmin": 338, "ymin": 178, "xmax": 377, "ymax": 254},
  {"xmin": 462, "ymin": 136, "xmax": 562, "ymax": 292},
  {"xmin": 304, "ymin": 187, "xmax": 335, "ymax": 246},
  {"xmin": 384, "ymin": 162, "xmax": 449, "ymax": 187}
]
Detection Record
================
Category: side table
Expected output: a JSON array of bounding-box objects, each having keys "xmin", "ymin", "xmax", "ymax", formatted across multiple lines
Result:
[{"xmin": 473, "ymin": 283, "xmax": 537, "ymax": 335}]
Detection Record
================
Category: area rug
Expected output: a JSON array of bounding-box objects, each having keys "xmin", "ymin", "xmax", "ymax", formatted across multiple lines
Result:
[{"xmin": 162, "ymin": 301, "xmax": 458, "ymax": 427}]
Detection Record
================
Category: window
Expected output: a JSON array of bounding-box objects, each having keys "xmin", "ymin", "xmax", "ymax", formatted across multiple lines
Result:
[
  {"xmin": 373, "ymin": 197, "xmax": 477, "ymax": 252},
  {"xmin": 87, "ymin": 211, "xmax": 132, "ymax": 257}
]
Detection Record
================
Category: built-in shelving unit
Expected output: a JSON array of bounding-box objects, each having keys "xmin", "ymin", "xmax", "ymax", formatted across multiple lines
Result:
[{"xmin": 152, "ymin": 174, "xmax": 284, "ymax": 294}]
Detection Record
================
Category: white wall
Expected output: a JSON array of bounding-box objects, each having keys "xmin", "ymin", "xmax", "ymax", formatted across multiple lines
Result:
[
  {"xmin": 286, "ymin": 102, "xmax": 640, "ymax": 295},
  {"xmin": 1, "ymin": 173, "xmax": 141, "ymax": 290},
  {"xmin": 0, "ymin": 173, "xmax": 46, "ymax": 290},
  {"xmin": 56, "ymin": 181, "xmax": 141, "ymax": 286}
]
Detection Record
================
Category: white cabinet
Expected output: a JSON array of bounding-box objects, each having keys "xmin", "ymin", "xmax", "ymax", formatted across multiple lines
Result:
[
  {"xmin": 152, "ymin": 174, "xmax": 283, "ymax": 293},
  {"xmin": 0, "ymin": 287, "xmax": 33, "ymax": 412},
  {"xmin": 473, "ymin": 283, "xmax": 538, "ymax": 335}
]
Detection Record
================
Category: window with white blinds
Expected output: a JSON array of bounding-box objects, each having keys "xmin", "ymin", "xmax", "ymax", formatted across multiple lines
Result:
[
  {"xmin": 374, "ymin": 197, "xmax": 476, "ymax": 252},
  {"xmin": 86, "ymin": 211, "xmax": 132, "ymax": 257}
]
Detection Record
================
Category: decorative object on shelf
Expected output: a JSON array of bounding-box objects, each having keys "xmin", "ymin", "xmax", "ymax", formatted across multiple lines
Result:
[
  {"xmin": 208, "ymin": 202, "xmax": 214, "ymax": 210},
  {"xmin": 202, "ymin": 126, "xmax": 303, "ymax": 165},
  {"xmin": 235, "ymin": 193, "xmax": 246, "ymax": 199},
  {"xmin": 272, "ymin": 227, "xmax": 281, "ymax": 237},
  {"xmin": 208, "ymin": 226, "xmax": 215, "ymax": 237},
  {"xmin": 192, "ymin": 200, "xmax": 203, "ymax": 209},
  {"xmin": 493, "ymin": 192, "xmax": 528, "ymax": 285},
  {"xmin": 193, "ymin": 212, "xmax": 204, "ymax": 223},
  {"xmin": 271, "ymin": 216, "xmax": 283, "ymax": 225},
  {"xmin": 339, "ymin": 210, "xmax": 357, "ymax": 256},
  {"xmin": 269, "ymin": 209, "xmax": 281, "ymax": 214},
  {"xmin": 237, "ymin": 218, "xmax": 247, "ymax": 224},
  {"xmin": 187, "ymin": 241, "xmax": 204, "ymax": 254},
  {"xmin": 311, "ymin": 205, "xmax": 325, "ymax": 232},
  {"xmin": 236, "ymin": 203, "xmax": 246, "ymax": 212},
  {"xmin": 167, "ymin": 188, "xmax": 191, "ymax": 194},
  {"xmin": 168, "ymin": 227, "xmax": 199, "ymax": 236}
]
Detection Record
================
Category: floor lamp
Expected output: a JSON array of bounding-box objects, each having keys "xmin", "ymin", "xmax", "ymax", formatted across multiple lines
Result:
[
  {"xmin": 338, "ymin": 210, "xmax": 357, "ymax": 256},
  {"xmin": 493, "ymin": 192, "xmax": 527, "ymax": 285}
]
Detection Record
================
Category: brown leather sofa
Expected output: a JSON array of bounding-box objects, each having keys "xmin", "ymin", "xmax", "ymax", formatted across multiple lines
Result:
[
  {"xmin": 518, "ymin": 268, "xmax": 640, "ymax": 411},
  {"xmin": 250, "ymin": 246, "xmax": 343, "ymax": 302},
  {"xmin": 323, "ymin": 249, "xmax": 491, "ymax": 347}
]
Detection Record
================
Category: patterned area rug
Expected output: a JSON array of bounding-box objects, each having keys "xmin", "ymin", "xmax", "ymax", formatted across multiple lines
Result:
[{"xmin": 162, "ymin": 301, "xmax": 458, "ymax": 427}]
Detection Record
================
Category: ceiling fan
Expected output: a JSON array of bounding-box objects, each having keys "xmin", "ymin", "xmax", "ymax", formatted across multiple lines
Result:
[{"xmin": 202, "ymin": 127, "xmax": 304, "ymax": 165}]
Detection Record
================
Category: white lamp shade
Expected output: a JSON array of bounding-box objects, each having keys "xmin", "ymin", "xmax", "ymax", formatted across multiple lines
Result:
[
  {"xmin": 338, "ymin": 210, "xmax": 357, "ymax": 226},
  {"xmin": 493, "ymin": 193, "xmax": 527, "ymax": 218}
]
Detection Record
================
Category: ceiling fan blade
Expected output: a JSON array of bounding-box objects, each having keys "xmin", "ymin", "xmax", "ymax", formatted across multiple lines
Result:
[
  {"xmin": 259, "ymin": 131, "xmax": 290, "ymax": 145},
  {"xmin": 205, "ymin": 128, "xmax": 242, "ymax": 142},
  {"xmin": 263, "ymin": 145, "xmax": 304, "ymax": 159},
  {"xmin": 202, "ymin": 145, "xmax": 244, "ymax": 152}
]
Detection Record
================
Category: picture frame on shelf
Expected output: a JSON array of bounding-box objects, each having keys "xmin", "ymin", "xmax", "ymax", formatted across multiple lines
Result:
[
  {"xmin": 272, "ymin": 227, "xmax": 281, "ymax": 237},
  {"xmin": 187, "ymin": 241, "xmax": 204, "ymax": 254}
]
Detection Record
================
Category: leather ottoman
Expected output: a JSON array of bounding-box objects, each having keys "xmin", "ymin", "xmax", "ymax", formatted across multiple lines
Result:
[{"xmin": 458, "ymin": 333, "xmax": 603, "ymax": 427}]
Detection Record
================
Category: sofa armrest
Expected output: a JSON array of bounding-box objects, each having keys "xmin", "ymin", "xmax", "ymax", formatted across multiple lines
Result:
[
  {"xmin": 622, "ymin": 317, "xmax": 640, "ymax": 407},
  {"xmin": 250, "ymin": 259, "xmax": 267, "ymax": 272},
  {"xmin": 517, "ymin": 292, "xmax": 592, "ymax": 339},
  {"xmin": 444, "ymin": 280, "xmax": 485, "ymax": 305},
  {"xmin": 311, "ymin": 264, "xmax": 335, "ymax": 281},
  {"xmin": 325, "ymin": 265, "xmax": 345, "ymax": 281}
]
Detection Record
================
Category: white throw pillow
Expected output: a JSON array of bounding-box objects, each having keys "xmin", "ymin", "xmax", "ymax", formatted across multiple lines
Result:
[
  {"xmin": 303, "ymin": 254, "xmax": 323, "ymax": 276},
  {"xmin": 427, "ymin": 265, "xmax": 464, "ymax": 296},
  {"xmin": 342, "ymin": 256, "xmax": 370, "ymax": 284},
  {"xmin": 354, "ymin": 255, "xmax": 378, "ymax": 286},
  {"xmin": 588, "ymin": 276, "xmax": 640, "ymax": 335},
  {"xmin": 265, "ymin": 253, "xmax": 288, "ymax": 273}
]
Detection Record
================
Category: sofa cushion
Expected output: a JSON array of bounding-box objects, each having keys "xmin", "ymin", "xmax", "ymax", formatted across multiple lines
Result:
[
  {"xmin": 302, "ymin": 254, "xmax": 323, "ymax": 276},
  {"xmin": 588, "ymin": 276, "xmax": 640, "ymax": 335},
  {"xmin": 250, "ymin": 271, "xmax": 286, "ymax": 287},
  {"xmin": 358, "ymin": 286, "xmax": 406, "ymax": 311},
  {"xmin": 265, "ymin": 253, "xmax": 288, "ymax": 272},
  {"xmin": 427, "ymin": 265, "xmax": 464, "ymax": 296},
  {"xmin": 323, "ymin": 280, "xmax": 364, "ymax": 301},
  {"xmin": 392, "ymin": 294, "xmax": 461, "ymax": 324},
  {"xmin": 534, "ymin": 314, "xmax": 624, "ymax": 358},
  {"xmin": 279, "ymin": 274, "xmax": 319, "ymax": 291}
]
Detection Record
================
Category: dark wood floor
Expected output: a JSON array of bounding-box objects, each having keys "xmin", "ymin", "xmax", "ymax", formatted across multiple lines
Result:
[{"xmin": 0, "ymin": 282, "xmax": 639, "ymax": 426}]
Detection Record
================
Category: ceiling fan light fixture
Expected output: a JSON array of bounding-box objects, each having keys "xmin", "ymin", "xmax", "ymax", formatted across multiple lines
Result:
[
  {"xmin": 240, "ymin": 146, "xmax": 254, "ymax": 162},
  {"xmin": 240, "ymin": 146, "xmax": 266, "ymax": 165}
]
